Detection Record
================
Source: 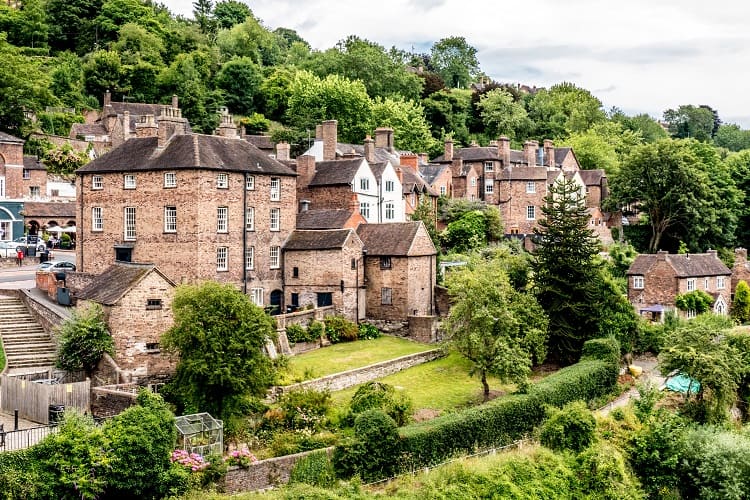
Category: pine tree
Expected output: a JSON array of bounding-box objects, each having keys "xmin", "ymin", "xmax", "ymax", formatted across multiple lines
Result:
[{"xmin": 532, "ymin": 177, "xmax": 602, "ymax": 364}]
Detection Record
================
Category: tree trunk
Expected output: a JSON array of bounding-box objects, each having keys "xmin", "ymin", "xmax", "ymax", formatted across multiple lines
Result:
[{"xmin": 481, "ymin": 370, "xmax": 490, "ymax": 402}]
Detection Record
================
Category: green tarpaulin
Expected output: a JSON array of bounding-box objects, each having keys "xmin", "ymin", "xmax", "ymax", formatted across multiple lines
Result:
[{"xmin": 666, "ymin": 373, "xmax": 700, "ymax": 395}]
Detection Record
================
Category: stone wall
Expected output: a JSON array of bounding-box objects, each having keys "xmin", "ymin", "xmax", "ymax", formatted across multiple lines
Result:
[
  {"xmin": 434, "ymin": 285, "xmax": 450, "ymax": 317},
  {"xmin": 90, "ymin": 384, "xmax": 138, "ymax": 419},
  {"xmin": 408, "ymin": 315, "xmax": 439, "ymax": 343},
  {"xmin": 17, "ymin": 288, "xmax": 69, "ymax": 340},
  {"xmin": 223, "ymin": 448, "xmax": 334, "ymax": 493},
  {"xmin": 268, "ymin": 349, "xmax": 444, "ymax": 400}
]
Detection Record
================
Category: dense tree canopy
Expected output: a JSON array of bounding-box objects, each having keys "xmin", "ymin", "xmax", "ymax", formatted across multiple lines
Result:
[{"xmin": 430, "ymin": 36, "xmax": 480, "ymax": 89}]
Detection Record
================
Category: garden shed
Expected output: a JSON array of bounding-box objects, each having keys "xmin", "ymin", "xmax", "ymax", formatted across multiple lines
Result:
[{"xmin": 175, "ymin": 412, "xmax": 223, "ymax": 456}]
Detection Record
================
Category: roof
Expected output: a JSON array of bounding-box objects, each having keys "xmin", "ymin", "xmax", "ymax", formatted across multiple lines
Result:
[
  {"xmin": 283, "ymin": 229, "xmax": 353, "ymax": 250},
  {"xmin": 296, "ymin": 209, "xmax": 357, "ymax": 229},
  {"xmin": 76, "ymin": 262, "xmax": 174, "ymax": 305},
  {"xmin": 0, "ymin": 132, "xmax": 23, "ymax": 144},
  {"xmin": 243, "ymin": 135, "xmax": 274, "ymax": 151},
  {"xmin": 578, "ymin": 169, "xmax": 606, "ymax": 186},
  {"xmin": 22, "ymin": 201, "xmax": 76, "ymax": 218},
  {"xmin": 499, "ymin": 167, "xmax": 548, "ymax": 181},
  {"xmin": 77, "ymin": 135, "xmax": 296, "ymax": 176},
  {"xmin": 309, "ymin": 158, "xmax": 364, "ymax": 186},
  {"xmin": 419, "ymin": 164, "xmax": 449, "ymax": 185},
  {"xmin": 401, "ymin": 168, "xmax": 438, "ymax": 196},
  {"xmin": 338, "ymin": 143, "xmax": 402, "ymax": 165},
  {"xmin": 369, "ymin": 162, "xmax": 387, "ymax": 181},
  {"xmin": 554, "ymin": 147, "xmax": 572, "ymax": 166},
  {"xmin": 70, "ymin": 123, "xmax": 108, "ymax": 137},
  {"xmin": 110, "ymin": 102, "xmax": 163, "ymax": 118},
  {"xmin": 627, "ymin": 252, "xmax": 731, "ymax": 277},
  {"xmin": 356, "ymin": 221, "xmax": 434, "ymax": 256},
  {"xmin": 23, "ymin": 156, "xmax": 46, "ymax": 170}
]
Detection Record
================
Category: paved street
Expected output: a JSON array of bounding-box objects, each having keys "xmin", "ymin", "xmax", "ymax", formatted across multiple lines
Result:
[{"xmin": 0, "ymin": 250, "xmax": 75, "ymax": 289}]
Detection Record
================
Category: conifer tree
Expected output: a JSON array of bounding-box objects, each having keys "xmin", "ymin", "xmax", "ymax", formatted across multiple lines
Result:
[{"xmin": 732, "ymin": 280, "xmax": 750, "ymax": 324}]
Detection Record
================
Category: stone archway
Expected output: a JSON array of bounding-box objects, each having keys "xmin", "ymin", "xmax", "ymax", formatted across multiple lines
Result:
[{"xmin": 27, "ymin": 220, "xmax": 40, "ymax": 236}]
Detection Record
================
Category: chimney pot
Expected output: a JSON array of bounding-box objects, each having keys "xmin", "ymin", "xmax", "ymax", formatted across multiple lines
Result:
[{"xmin": 364, "ymin": 135, "xmax": 375, "ymax": 163}]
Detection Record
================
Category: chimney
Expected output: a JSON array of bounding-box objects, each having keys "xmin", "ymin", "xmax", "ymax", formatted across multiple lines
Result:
[
  {"xmin": 104, "ymin": 90, "xmax": 111, "ymax": 107},
  {"xmin": 315, "ymin": 124, "xmax": 322, "ymax": 140},
  {"xmin": 395, "ymin": 167, "xmax": 403, "ymax": 184},
  {"xmin": 400, "ymin": 153, "xmax": 418, "ymax": 172},
  {"xmin": 375, "ymin": 127, "xmax": 394, "ymax": 150},
  {"xmin": 122, "ymin": 111, "xmax": 130, "ymax": 141},
  {"xmin": 489, "ymin": 140, "xmax": 498, "ymax": 147},
  {"xmin": 299, "ymin": 199, "xmax": 311, "ymax": 212},
  {"xmin": 217, "ymin": 112, "xmax": 237, "ymax": 138},
  {"xmin": 322, "ymin": 120, "xmax": 337, "ymax": 161},
  {"xmin": 348, "ymin": 193, "xmax": 360, "ymax": 213},
  {"xmin": 735, "ymin": 248, "xmax": 748, "ymax": 269},
  {"xmin": 523, "ymin": 140, "xmax": 538, "ymax": 166},
  {"xmin": 135, "ymin": 114, "xmax": 157, "ymax": 138},
  {"xmin": 418, "ymin": 152, "xmax": 429, "ymax": 164},
  {"xmin": 444, "ymin": 138, "xmax": 454, "ymax": 162},
  {"xmin": 543, "ymin": 139, "xmax": 555, "ymax": 168},
  {"xmin": 498, "ymin": 136, "xmax": 510, "ymax": 167},
  {"xmin": 156, "ymin": 106, "xmax": 187, "ymax": 147},
  {"xmin": 276, "ymin": 141, "xmax": 290, "ymax": 162},
  {"xmin": 296, "ymin": 154, "xmax": 316, "ymax": 188},
  {"xmin": 364, "ymin": 135, "xmax": 375, "ymax": 163},
  {"xmin": 172, "ymin": 94, "xmax": 179, "ymax": 109},
  {"xmin": 657, "ymin": 250, "xmax": 668, "ymax": 261},
  {"xmin": 707, "ymin": 249, "xmax": 718, "ymax": 258}
]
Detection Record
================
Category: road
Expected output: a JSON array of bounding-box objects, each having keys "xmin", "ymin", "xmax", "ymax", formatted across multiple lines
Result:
[{"xmin": 0, "ymin": 250, "xmax": 75, "ymax": 289}]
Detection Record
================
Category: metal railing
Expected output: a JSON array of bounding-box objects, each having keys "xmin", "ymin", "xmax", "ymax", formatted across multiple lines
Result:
[{"xmin": 0, "ymin": 424, "xmax": 57, "ymax": 452}]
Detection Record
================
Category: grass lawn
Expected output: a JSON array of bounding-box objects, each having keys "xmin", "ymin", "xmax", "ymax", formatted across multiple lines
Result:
[
  {"xmin": 330, "ymin": 352, "xmax": 516, "ymax": 414},
  {"xmin": 278, "ymin": 335, "xmax": 435, "ymax": 385}
]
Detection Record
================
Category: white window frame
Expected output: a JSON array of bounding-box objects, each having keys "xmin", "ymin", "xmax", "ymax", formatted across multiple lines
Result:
[
  {"xmin": 686, "ymin": 309, "xmax": 697, "ymax": 319},
  {"xmin": 22, "ymin": 169, "xmax": 30, "ymax": 180},
  {"xmin": 360, "ymin": 178, "xmax": 369, "ymax": 191},
  {"xmin": 251, "ymin": 288, "xmax": 263, "ymax": 306},
  {"xmin": 385, "ymin": 202, "xmax": 394, "ymax": 220},
  {"xmin": 164, "ymin": 206, "xmax": 176, "ymax": 233},
  {"xmin": 270, "ymin": 208, "xmax": 280, "ymax": 231},
  {"xmin": 470, "ymin": 177, "xmax": 477, "ymax": 187},
  {"xmin": 92, "ymin": 207, "xmax": 103, "ymax": 232},
  {"xmin": 485, "ymin": 180, "xmax": 494, "ymax": 194},
  {"xmin": 270, "ymin": 246, "xmax": 280, "ymax": 269},
  {"xmin": 124, "ymin": 174, "xmax": 136, "ymax": 189},
  {"xmin": 270, "ymin": 177, "xmax": 280, "ymax": 201},
  {"xmin": 717, "ymin": 276, "xmax": 725, "ymax": 289},
  {"xmin": 216, "ymin": 247, "xmax": 228, "ymax": 271},
  {"xmin": 124, "ymin": 207, "xmax": 136, "ymax": 241},
  {"xmin": 245, "ymin": 207, "xmax": 254, "ymax": 231},
  {"xmin": 440, "ymin": 186, "xmax": 446, "ymax": 195},
  {"xmin": 217, "ymin": 173, "xmax": 228, "ymax": 189},
  {"xmin": 246, "ymin": 175, "xmax": 255, "ymax": 190},
  {"xmin": 484, "ymin": 161, "xmax": 493, "ymax": 173},
  {"xmin": 217, "ymin": 206, "xmax": 228, "ymax": 233},
  {"xmin": 526, "ymin": 205, "xmax": 536, "ymax": 220},
  {"xmin": 385, "ymin": 180, "xmax": 394, "ymax": 192},
  {"xmin": 164, "ymin": 172, "xmax": 176, "ymax": 188},
  {"xmin": 92, "ymin": 175, "xmax": 103, "ymax": 190},
  {"xmin": 245, "ymin": 246, "xmax": 254, "ymax": 270},
  {"xmin": 633, "ymin": 276, "xmax": 644, "ymax": 289},
  {"xmin": 704, "ymin": 278, "xmax": 710, "ymax": 290},
  {"xmin": 29, "ymin": 186, "xmax": 40, "ymax": 198},
  {"xmin": 526, "ymin": 181, "xmax": 536, "ymax": 193},
  {"xmin": 360, "ymin": 202, "xmax": 370, "ymax": 219},
  {"xmin": 687, "ymin": 278, "xmax": 696, "ymax": 292}
]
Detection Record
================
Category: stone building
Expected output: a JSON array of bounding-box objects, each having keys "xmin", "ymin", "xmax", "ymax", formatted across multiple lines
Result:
[
  {"xmin": 356, "ymin": 221, "xmax": 437, "ymax": 321},
  {"xmin": 626, "ymin": 250, "xmax": 731, "ymax": 320},
  {"xmin": 76, "ymin": 262, "xmax": 176, "ymax": 384},
  {"xmin": 296, "ymin": 199, "xmax": 366, "ymax": 230},
  {"xmin": 282, "ymin": 229, "xmax": 365, "ymax": 321},
  {"xmin": 75, "ymin": 109, "xmax": 297, "ymax": 310}
]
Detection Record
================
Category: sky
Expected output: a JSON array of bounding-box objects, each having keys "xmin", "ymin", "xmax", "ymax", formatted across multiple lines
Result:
[{"xmin": 160, "ymin": 0, "xmax": 750, "ymax": 127}]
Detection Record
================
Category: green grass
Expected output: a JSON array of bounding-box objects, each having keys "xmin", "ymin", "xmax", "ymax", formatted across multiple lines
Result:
[
  {"xmin": 279, "ymin": 336, "xmax": 434, "ymax": 385},
  {"xmin": 0, "ymin": 336, "xmax": 5, "ymax": 372}
]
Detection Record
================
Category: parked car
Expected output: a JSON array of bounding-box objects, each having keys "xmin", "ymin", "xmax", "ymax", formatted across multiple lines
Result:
[
  {"xmin": 13, "ymin": 236, "xmax": 46, "ymax": 253},
  {"xmin": 0, "ymin": 241, "xmax": 19, "ymax": 258},
  {"xmin": 37, "ymin": 260, "xmax": 76, "ymax": 272}
]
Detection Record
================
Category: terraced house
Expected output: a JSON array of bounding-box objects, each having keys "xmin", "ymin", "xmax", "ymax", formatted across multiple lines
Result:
[{"xmin": 76, "ymin": 109, "xmax": 297, "ymax": 310}]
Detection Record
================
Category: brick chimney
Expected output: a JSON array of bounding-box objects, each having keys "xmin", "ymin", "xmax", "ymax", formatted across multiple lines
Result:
[
  {"xmin": 363, "ymin": 135, "xmax": 375, "ymax": 163},
  {"xmin": 523, "ymin": 140, "xmax": 538, "ymax": 166},
  {"xmin": 172, "ymin": 94, "xmax": 179, "ymax": 109},
  {"xmin": 135, "ymin": 114, "xmax": 157, "ymax": 138},
  {"xmin": 122, "ymin": 111, "xmax": 130, "ymax": 141},
  {"xmin": 322, "ymin": 120, "xmax": 337, "ymax": 161},
  {"xmin": 418, "ymin": 152, "xmax": 429, "ymax": 164},
  {"xmin": 735, "ymin": 248, "xmax": 747, "ymax": 268},
  {"xmin": 657, "ymin": 250, "xmax": 668, "ymax": 261},
  {"xmin": 217, "ymin": 112, "xmax": 237, "ymax": 138},
  {"xmin": 400, "ymin": 153, "xmax": 418, "ymax": 172},
  {"xmin": 276, "ymin": 141, "xmax": 290, "ymax": 162},
  {"xmin": 296, "ymin": 154, "xmax": 316, "ymax": 188},
  {"xmin": 543, "ymin": 139, "xmax": 555, "ymax": 168},
  {"xmin": 103, "ymin": 90, "xmax": 111, "ymax": 107},
  {"xmin": 498, "ymin": 136, "xmax": 510, "ymax": 167},
  {"xmin": 348, "ymin": 193, "xmax": 360, "ymax": 213},
  {"xmin": 444, "ymin": 138, "xmax": 454, "ymax": 162},
  {"xmin": 375, "ymin": 127, "xmax": 394, "ymax": 150},
  {"xmin": 156, "ymin": 106, "xmax": 187, "ymax": 147}
]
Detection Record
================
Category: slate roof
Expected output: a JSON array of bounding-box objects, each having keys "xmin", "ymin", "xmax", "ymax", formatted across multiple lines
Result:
[
  {"xmin": 578, "ymin": 169, "xmax": 606, "ymax": 186},
  {"xmin": 356, "ymin": 221, "xmax": 433, "ymax": 256},
  {"xmin": 22, "ymin": 202, "xmax": 76, "ymax": 218},
  {"xmin": 243, "ymin": 134, "xmax": 274, "ymax": 151},
  {"xmin": 77, "ymin": 135, "xmax": 296, "ymax": 176},
  {"xmin": 0, "ymin": 132, "xmax": 23, "ymax": 144},
  {"xmin": 70, "ymin": 123, "xmax": 109, "ymax": 137},
  {"xmin": 338, "ymin": 143, "xmax": 401, "ymax": 165},
  {"xmin": 309, "ymin": 158, "xmax": 364, "ymax": 186},
  {"xmin": 419, "ymin": 164, "xmax": 448, "ymax": 185},
  {"xmin": 23, "ymin": 156, "xmax": 46, "ymax": 170},
  {"xmin": 627, "ymin": 253, "xmax": 732, "ymax": 277},
  {"xmin": 76, "ymin": 262, "xmax": 174, "ymax": 305},
  {"xmin": 296, "ymin": 209, "xmax": 357, "ymax": 230},
  {"xmin": 433, "ymin": 146, "xmax": 564, "ymax": 167},
  {"xmin": 369, "ymin": 162, "xmax": 387, "ymax": 181},
  {"xmin": 110, "ymin": 102, "xmax": 163, "ymax": 117},
  {"xmin": 554, "ymin": 147, "xmax": 572, "ymax": 165},
  {"xmin": 401, "ymin": 168, "xmax": 438, "ymax": 196},
  {"xmin": 499, "ymin": 167, "xmax": 548, "ymax": 181},
  {"xmin": 283, "ymin": 229, "xmax": 353, "ymax": 250}
]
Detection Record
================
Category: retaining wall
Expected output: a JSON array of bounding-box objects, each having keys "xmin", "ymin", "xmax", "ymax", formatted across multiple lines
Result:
[{"xmin": 223, "ymin": 448, "xmax": 334, "ymax": 493}]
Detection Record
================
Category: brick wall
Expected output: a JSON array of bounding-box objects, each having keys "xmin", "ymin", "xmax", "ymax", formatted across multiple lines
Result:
[
  {"xmin": 90, "ymin": 384, "xmax": 138, "ymax": 419},
  {"xmin": 223, "ymin": 448, "xmax": 335, "ymax": 493},
  {"xmin": 497, "ymin": 178, "xmax": 546, "ymax": 234},
  {"xmin": 23, "ymin": 169, "xmax": 47, "ymax": 199},
  {"xmin": 408, "ymin": 315, "xmax": 439, "ymax": 343}
]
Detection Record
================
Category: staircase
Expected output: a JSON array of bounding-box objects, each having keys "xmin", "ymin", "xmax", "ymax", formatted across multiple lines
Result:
[{"xmin": 0, "ymin": 296, "xmax": 56, "ymax": 372}]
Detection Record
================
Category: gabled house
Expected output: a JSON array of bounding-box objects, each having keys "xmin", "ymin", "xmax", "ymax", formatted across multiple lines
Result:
[
  {"xmin": 626, "ymin": 250, "xmax": 731, "ymax": 320},
  {"xmin": 296, "ymin": 199, "xmax": 366, "ymax": 230},
  {"xmin": 419, "ymin": 163, "xmax": 453, "ymax": 198}
]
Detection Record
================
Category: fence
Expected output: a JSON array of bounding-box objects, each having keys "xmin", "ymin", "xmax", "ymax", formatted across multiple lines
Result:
[
  {"xmin": 0, "ymin": 375, "xmax": 90, "ymax": 425},
  {"xmin": 0, "ymin": 424, "xmax": 57, "ymax": 452}
]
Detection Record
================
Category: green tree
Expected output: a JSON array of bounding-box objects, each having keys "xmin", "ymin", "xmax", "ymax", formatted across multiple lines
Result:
[
  {"xmin": 50, "ymin": 52, "xmax": 91, "ymax": 110},
  {"xmin": 83, "ymin": 50, "xmax": 126, "ymax": 101},
  {"xmin": 216, "ymin": 14, "xmax": 282, "ymax": 66},
  {"xmin": 445, "ymin": 257, "xmax": 548, "ymax": 400},
  {"xmin": 526, "ymin": 82, "xmax": 606, "ymax": 139},
  {"xmin": 422, "ymin": 88, "xmax": 473, "ymax": 145},
  {"xmin": 56, "ymin": 303, "xmax": 114, "ymax": 374},
  {"xmin": 732, "ymin": 280, "xmax": 750, "ymax": 324},
  {"xmin": 0, "ymin": 0, "xmax": 48, "ymax": 48},
  {"xmin": 714, "ymin": 123, "xmax": 750, "ymax": 152},
  {"xmin": 213, "ymin": 0, "xmax": 252, "ymax": 29},
  {"xmin": 725, "ymin": 150, "xmax": 750, "ymax": 249},
  {"xmin": 663, "ymin": 104, "xmax": 717, "ymax": 141},
  {"xmin": 112, "ymin": 22, "xmax": 165, "ymax": 66},
  {"xmin": 192, "ymin": 0, "xmax": 216, "ymax": 37},
  {"xmin": 94, "ymin": 0, "xmax": 163, "ymax": 46},
  {"xmin": 410, "ymin": 197, "xmax": 438, "ymax": 249},
  {"xmin": 430, "ymin": 36, "xmax": 480, "ymax": 89},
  {"xmin": 370, "ymin": 96, "xmax": 436, "ymax": 153},
  {"xmin": 674, "ymin": 290, "xmax": 715, "ymax": 315},
  {"xmin": 46, "ymin": 0, "xmax": 102, "ymax": 54},
  {"xmin": 476, "ymin": 88, "xmax": 529, "ymax": 140},
  {"xmin": 215, "ymin": 56, "xmax": 262, "ymax": 115},
  {"xmin": 539, "ymin": 400, "xmax": 596, "ymax": 452},
  {"xmin": 563, "ymin": 121, "xmax": 643, "ymax": 174},
  {"xmin": 257, "ymin": 66, "xmax": 294, "ymax": 122},
  {"xmin": 161, "ymin": 281, "xmax": 277, "ymax": 421},
  {"xmin": 440, "ymin": 210, "xmax": 487, "ymax": 253},
  {"xmin": 533, "ymin": 177, "xmax": 602, "ymax": 363},
  {"xmin": 43, "ymin": 143, "xmax": 90, "ymax": 175},
  {"xmin": 616, "ymin": 112, "xmax": 669, "ymax": 143}
]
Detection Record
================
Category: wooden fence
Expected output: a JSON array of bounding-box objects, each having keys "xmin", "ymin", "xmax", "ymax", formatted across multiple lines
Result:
[{"xmin": 0, "ymin": 375, "xmax": 90, "ymax": 425}]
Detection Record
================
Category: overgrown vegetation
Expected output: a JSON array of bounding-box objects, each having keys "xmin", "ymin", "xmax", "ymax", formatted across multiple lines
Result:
[{"xmin": 56, "ymin": 303, "xmax": 113, "ymax": 374}]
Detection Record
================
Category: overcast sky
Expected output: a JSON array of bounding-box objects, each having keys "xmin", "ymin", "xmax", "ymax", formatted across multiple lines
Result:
[{"xmin": 161, "ymin": 0, "xmax": 750, "ymax": 127}]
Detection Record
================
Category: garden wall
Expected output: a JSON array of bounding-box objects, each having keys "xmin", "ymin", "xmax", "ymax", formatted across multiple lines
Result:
[
  {"xmin": 16, "ymin": 289, "xmax": 69, "ymax": 340},
  {"xmin": 90, "ymin": 383, "xmax": 138, "ymax": 419},
  {"xmin": 222, "ymin": 447, "xmax": 334, "ymax": 493},
  {"xmin": 274, "ymin": 306, "xmax": 335, "ymax": 355}
]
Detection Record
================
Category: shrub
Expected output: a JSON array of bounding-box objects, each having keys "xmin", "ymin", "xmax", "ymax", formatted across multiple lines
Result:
[
  {"xmin": 540, "ymin": 401, "xmax": 596, "ymax": 453},
  {"xmin": 307, "ymin": 320, "xmax": 325, "ymax": 341},
  {"xmin": 223, "ymin": 448, "xmax": 258, "ymax": 468},
  {"xmin": 349, "ymin": 381, "xmax": 413, "ymax": 426},
  {"xmin": 575, "ymin": 442, "xmax": 643, "ymax": 499},
  {"xmin": 285, "ymin": 323, "xmax": 308, "ymax": 344},
  {"xmin": 56, "ymin": 303, "xmax": 114, "ymax": 373},
  {"xmin": 357, "ymin": 322, "xmax": 381, "ymax": 340},
  {"xmin": 278, "ymin": 389, "xmax": 331, "ymax": 431},
  {"xmin": 675, "ymin": 290, "xmax": 714, "ymax": 314},
  {"xmin": 333, "ymin": 410, "xmax": 400, "ymax": 481},
  {"xmin": 324, "ymin": 315, "xmax": 358, "ymax": 344},
  {"xmin": 626, "ymin": 412, "xmax": 686, "ymax": 497},
  {"xmin": 289, "ymin": 450, "xmax": 336, "ymax": 487}
]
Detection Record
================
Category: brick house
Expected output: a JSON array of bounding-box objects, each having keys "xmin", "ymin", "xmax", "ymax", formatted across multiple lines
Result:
[
  {"xmin": 356, "ymin": 221, "xmax": 437, "ymax": 321},
  {"xmin": 75, "ymin": 110, "xmax": 297, "ymax": 310},
  {"xmin": 282, "ymin": 229, "xmax": 365, "ymax": 321},
  {"xmin": 296, "ymin": 199, "xmax": 366, "ymax": 230},
  {"xmin": 76, "ymin": 262, "xmax": 176, "ymax": 384},
  {"xmin": 419, "ymin": 163, "xmax": 453, "ymax": 198},
  {"xmin": 626, "ymin": 250, "xmax": 731, "ymax": 320}
]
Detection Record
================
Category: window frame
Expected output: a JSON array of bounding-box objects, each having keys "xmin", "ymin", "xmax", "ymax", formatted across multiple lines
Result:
[
  {"xmin": 216, "ymin": 246, "xmax": 228, "ymax": 271},
  {"xmin": 270, "ymin": 207, "xmax": 280, "ymax": 231},
  {"xmin": 245, "ymin": 207, "xmax": 255, "ymax": 231},
  {"xmin": 270, "ymin": 246, "xmax": 280, "ymax": 269},
  {"xmin": 385, "ymin": 180, "xmax": 394, "ymax": 192},
  {"xmin": 687, "ymin": 278, "xmax": 696, "ymax": 292},
  {"xmin": 251, "ymin": 288, "xmax": 264, "ymax": 306},
  {"xmin": 92, "ymin": 175, "xmax": 103, "ymax": 190},
  {"xmin": 380, "ymin": 256, "xmax": 392, "ymax": 269},
  {"xmin": 270, "ymin": 177, "xmax": 280, "ymax": 201},
  {"xmin": 217, "ymin": 206, "xmax": 228, "ymax": 233},
  {"xmin": 381, "ymin": 287, "xmax": 393, "ymax": 305},
  {"xmin": 245, "ymin": 246, "xmax": 254, "ymax": 270},
  {"xmin": 22, "ymin": 169, "xmax": 30, "ymax": 180},
  {"xmin": 484, "ymin": 180, "xmax": 494, "ymax": 194},
  {"xmin": 92, "ymin": 207, "xmax": 103, "ymax": 232},
  {"xmin": 484, "ymin": 161, "xmax": 493, "ymax": 173},
  {"xmin": 633, "ymin": 276, "xmax": 644, "ymax": 289},
  {"xmin": 164, "ymin": 206, "xmax": 177, "ymax": 233},
  {"xmin": 246, "ymin": 175, "xmax": 255, "ymax": 190},
  {"xmin": 359, "ymin": 202, "xmax": 370, "ymax": 219},
  {"xmin": 146, "ymin": 299, "xmax": 162, "ymax": 310},
  {"xmin": 440, "ymin": 186, "xmax": 446, "ymax": 195},
  {"xmin": 359, "ymin": 177, "xmax": 369, "ymax": 191},
  {"xmin": 124, "ymin": 207, "xmax": 136, "ymax": 241},
  {"xmin": 718, "ymin": 276, "xmax": 726, "ymax": 290},
  {"xmin": 124, "ymin": 174, "xmax": 136, "ymax": 189},
  {"xmin": 526, "ymin": 181, "xmax": 536, "ymax": 193},
  {"xmin": 385, "ymin": 202, "xmax": 394, "ymax": 220},
  {"xmin": 163, "ymin": 172, "xmax": 176, "ymax": 188},
  {"xmin": 216, "ymin": 173, "xmax": 229, "ymax": 189},
  {"xmin": 526, "ymin": 205, "xmax": 536, "ymax": 220}
]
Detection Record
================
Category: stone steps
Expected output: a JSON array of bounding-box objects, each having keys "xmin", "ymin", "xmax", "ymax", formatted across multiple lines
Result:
[{"xmin": 0, "ymin": 296, "xmax": 57, "ymax": 371}]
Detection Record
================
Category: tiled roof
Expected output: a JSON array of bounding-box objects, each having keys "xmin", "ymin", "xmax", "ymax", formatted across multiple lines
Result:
[
  {"xmin": 110, "ymin": 102, "xmax": 163, "ymax": 117},
  {"xmin": 77, "ymin": 135, "xmax": 296, "ymax": 176},
  {"xmin": 369, "ymin": 162, "xmax": 387, "ymax": 181},
  {"xmin": 283, "ymin": 229, "xmax": 353, "ymax": 250},
  {"xmin": 23, "ymin": 156, "xmax": 46, "ymax": 170},
  {"xmin": 70, "ymin": 123, "xmax": 108, "ymax": 137},
  {"xmin": 22, "ymin": 201, "xmax": 76, "ymax": 218},
  {"xmin": 401, "ymin": 168, "xmax": 438, "ymax": 196},
  {"xmin": 356, "ymin": 221, "xmax": 434, "ymax": 256},
  {"xmin": 499, "ymin": 167, "xmax": 548, "ymax": 181},
  {"xmin": 76, "ymin": 262, "xmax": 174, "ymax": 305},
  {"xmin": 578, "ymin": 169, "xmax": 606, "ymax": 186},
  {"xmin": 627, "ymin": 253, "xmax": 732, "ymax": 277},
  {"xmin": 419, "ymin": 164, "xmax": 448, "ymax": 185},
  {"xmin": 339, "ymin": 143, "xmax": 401, "ymax": 165},
  {"xmin": 0, "ymin": 132, "xmax": 23, "ymax": 144},
  {"xmin": 309, "ymin": 158, "xmax": 364, "ymax": 186},
  {"xmin": 554, "ymin": 147, "xmax": 572, "ymax": 165},
  {"xmin": 243, "ymin": 135, "xmax": 274, "ymax": 150},
  {"xmin": 296, "ymin": 209, "xmax": 357, "ymax": 229}
]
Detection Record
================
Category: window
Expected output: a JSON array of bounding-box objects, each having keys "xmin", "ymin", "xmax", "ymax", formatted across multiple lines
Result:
[
  {"xmin": 380, "ymin": 256, "xmax": 391, "ymax": 269},
  {"xmin": 470, "ymin": 177, "xmax": 476, "ymax": 187},
  {"xmin": 485, "ymin": 180, "xmax": 494, "ymax": 194},
  {"xmin": 526, "ymin": 206, "xmax": 536, "ymax": 220},
  {"xmin": 270, "ymin": 177, "xmax": 280, "ymax": 200},
  {"xmin": 51, "ymin": 189, "xmax": 59, "ymax": 197},
  {"xmin": 704, "ymin": 278, "xmax": 710, "ymax": 290},
  {"xmin": 164, "ymin": 206, "xmax": 176, "ymax": 233},
  {"xmin": 292, "ymin": 266, "xmax": 299, "ymax": 278},
  {"xmin": 92, "ymin": 175, "xmax": 103, "ymax": 190},
  {"xmin": 687, "ymin": 278, "xmax": 696, "ymax": 292},
  {"xmin": 29, "ymin": 186, "xmax": 40, "ymax": 198},
  {"xmin": 124, "ymin": 174, "xmax": 136, "ymax": 189},
  {"xmin": 245, "ymin": 207, "xmax": 255, "ymax": 231},
  {"xmin": 351, "ymin": 258, "xmax": 356, "ymax": 270},
  {"xmin": 686, "ymin": 309, "xmax": 697, "ymax": 319},
  {"xmin": 92, "ymin": 207, "xmax": 103, "ymax": 231},
  {"xmin": 217, "ymin": 173, "xmax": 228, "ymax": 188},
  {"xmin": 246, "ymin": 175, "xmax": 255, "ymax": 190},
  {"xmin": 718, "ymin": 276, "xmax": 726, "ymax": 289},
  {"xmin": 217, "ymin": 207, "xmax": 228, "ymax": 233},
  {"xmin": 270, "ymin": 246, "xmax": 280, "ymax": 269},
  {"xmin": 440, "ymin": 186, "xmax": 446, "ymax": 195},
  {"xmin": 484, "ymin": 161, "xmax": 493, "ymax": 173},
  {"xmin": 526, "ymin": 181, "xmax": 536, "ymax": 193},
  {"xmin": 22, "ymin": 169, "xmax": 29, "ymax": 180},
  {"xmin": 146, "ymin": 299, "xmax": 162, "ymax": 310},
  {"xmin": 270, "ymin": 208, "xmax": 280, "ymax": 231},
  {"xmin": 251, "ymin": 288, "xmax": 263, "ymax": 306},
  {"xmin": 124, "ymin": 207, "xmax": 136, "ymax": 240},
  {"xmin": 360, "ymin": 202, "xmax": 370, "ymax": 219},
  {"xmin": 216, "ymin": 247, "xmax": 228, "ymax": 271},
  {"xmin": 381, "ymin": 288, "xmax": 393, "ymax": 305},
  {"xmin": 633, "ymin": 276, "xmax": 644, "ymax": 289},
  {"xmin": 145, "ymin": 342, "xmax": 160, "ymax": 353},
  {"xmin": 164, "ymin": 172, "xmax": 176, "ymax": 188},
  {"xmin": 317, "ymin": 292, "xmax": 332, "ymax": 307},
  {"xmin": 385, "ymin": 180, "xmax": 394, "ymax": 192},
  {"xmin": 385, "ymin": 202, "xmax": 394, "ymax": 220},
  {"xmin": 360, "ymin": 178, "xmax": 370, "ymax": 191},
  {"xmin": 290, "ymin": 293, "xmax": 299, "ymax": 307},
  {"xmin": 245, "ymin": 246, "xmax": 255, "ymax": 270}
]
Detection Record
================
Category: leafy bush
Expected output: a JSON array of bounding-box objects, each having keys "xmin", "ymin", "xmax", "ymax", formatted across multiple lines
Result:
[
  {"xmin": 278, "ymin": 389, "xmax": 331, "ymax": 431},
  {"xmin": 626, "ymin": 412, "xmax": 686, "ymax": 497},
  {"xmin": 56, "ymin": 303, "xmax": 114, "ymax": 373},
  {"xmin": 540, "ymin": 401, "xmax": 596, "ymax": 453},
  {"xmin": 289, "ymin": 450, "xmax": 336, "ymax": 487},
  {"xmin": 324, "ymin": 315, "xmax": 358, "ymax": 344},
  {"xmin": 348, "ymin": 381, "xmax": 413, "ymax": 426},
  {"xmin": 268, "ymin": 430, "xmax": 337, "ymax": 457},
  {"xmin": 307, "ymin": 320, "xmax": 325, "ymax": 341},
  {"xmin": 575, "ymin": 442, "xmax": 643, "ymax": 499},
  {"xmin": 674, "ymin": 290, "xmax": 714, "ymax": 314},
  {"xmin": 357, "ymin": 322, "xmax": 381, "ymax": 340},
  {"xmin": 333, "ymin": 409, "xmax": 400, "ymax": 481},
  {"xmin": 285, "ymin": 323, "xmax": 308, "ymax": 344}
]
